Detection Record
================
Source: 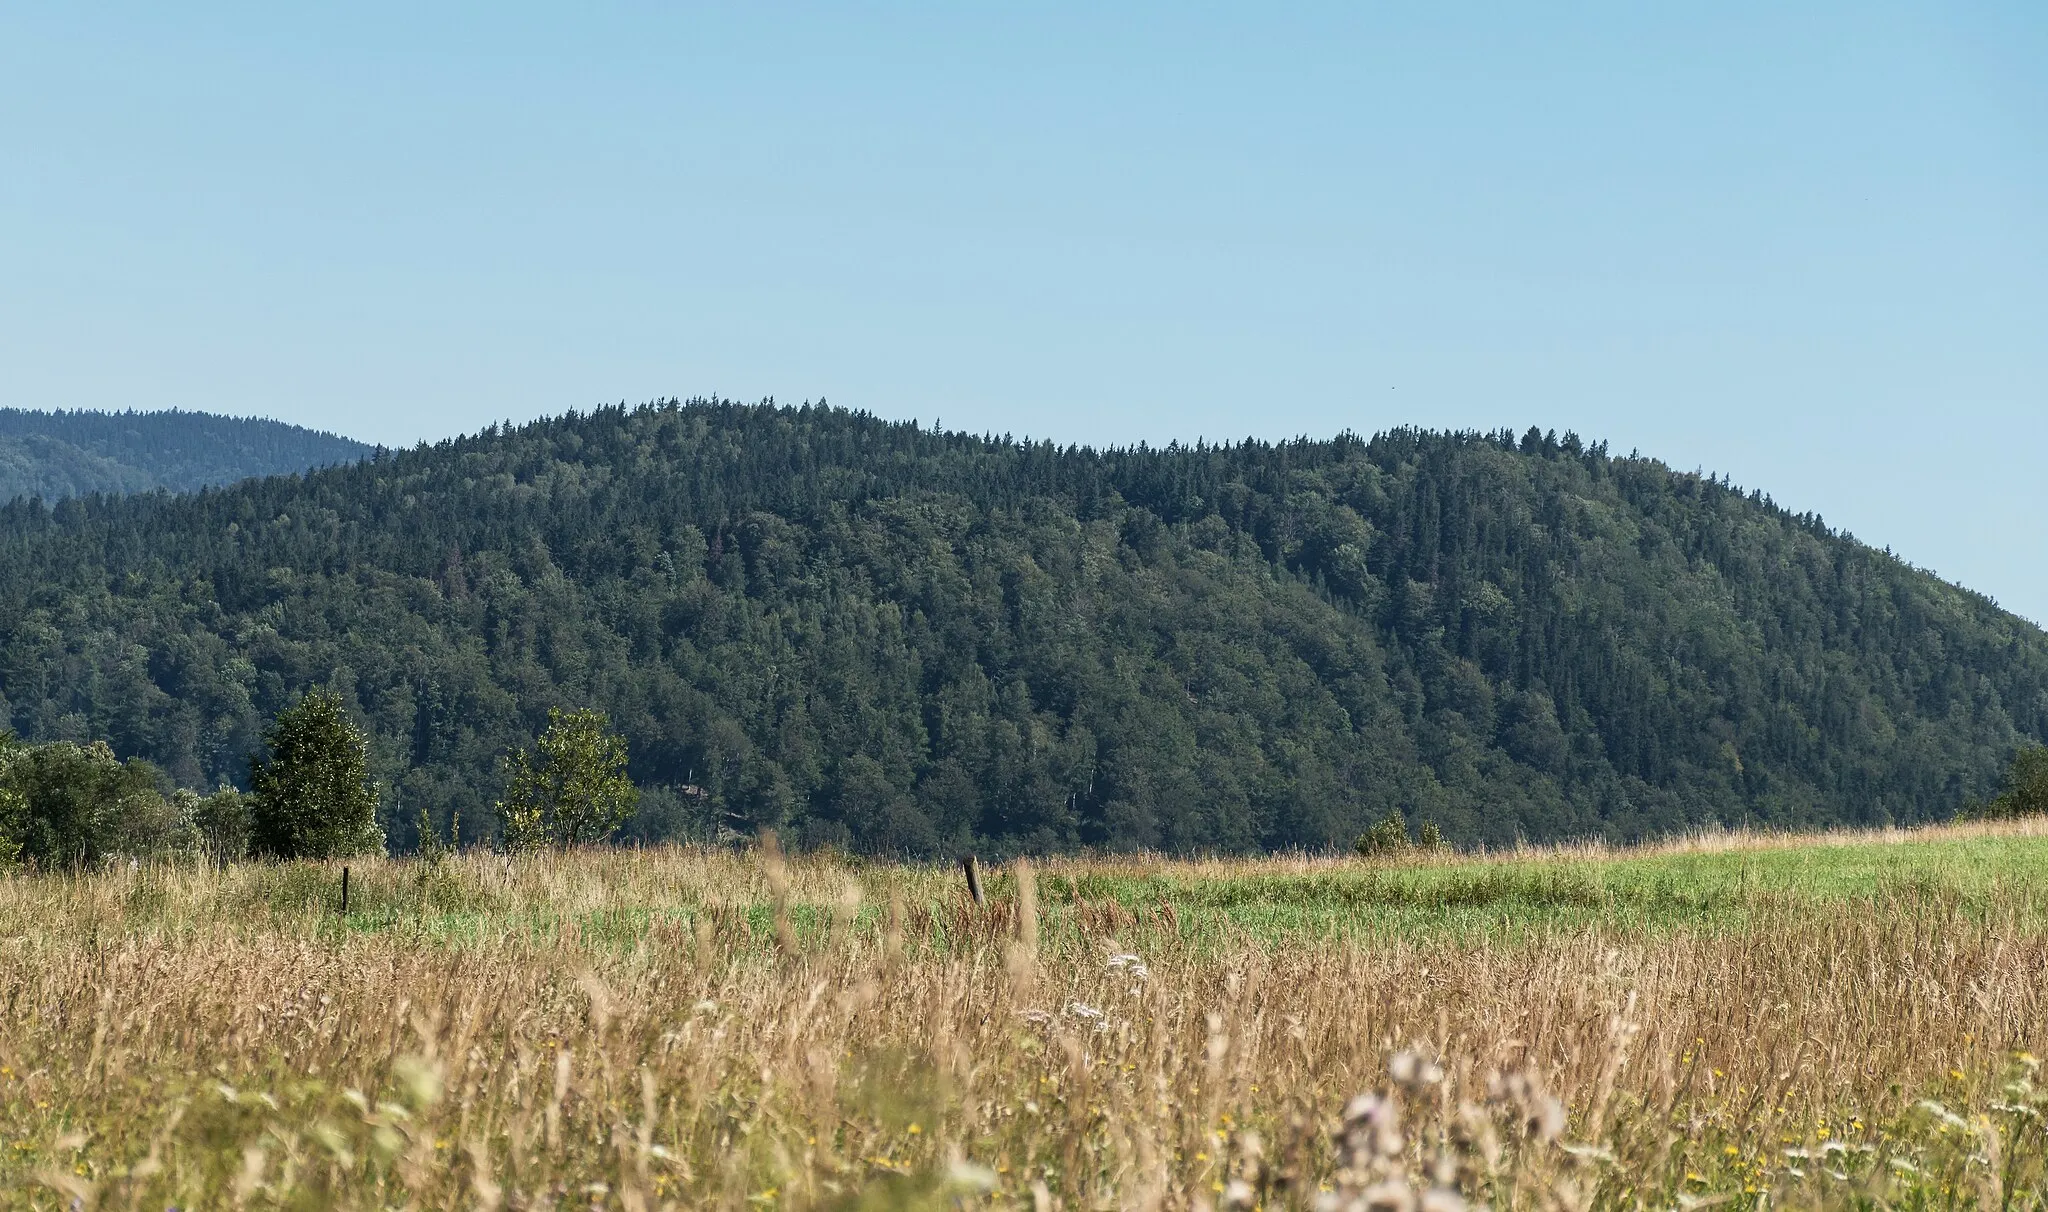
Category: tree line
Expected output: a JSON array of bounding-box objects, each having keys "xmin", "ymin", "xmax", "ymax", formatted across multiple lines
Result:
[
  {"xmin": 0, "ymin": 408, "xmax": 369, "ymax": 504},
  {"xmin": 0, "ymin": 399, "xmax": 2043, "ymax": 856},
  {"xmin": 0, "ymin": 693, "xmax": 634, "ymax": 866}
]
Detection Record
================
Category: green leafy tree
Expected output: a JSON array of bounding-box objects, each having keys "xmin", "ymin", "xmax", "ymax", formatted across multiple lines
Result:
[
  {"xmin": 1354, "ymin": 812, "xmax": 1412, "ymax": 857},
  {"xmin": 190, "ymin": 786, "xmax": 255, "ymax": 864},
  {"xmin": 496, "ymin": 707, "xmax": 638, "ymax": 850},
  {"xmin": 0, "ymin": 735, "xmax": 170, "ymax": 866},
  {"xmin": 1982, "ymin": 745, "xmax": 2048, "ymax": 820},
  {"xmin": 0, "ymin": 732, "xmax": 24, "ymax": 867},
  {"xmin": 250, "ymin": 690, "xmax": 384, "ymax": 859}
]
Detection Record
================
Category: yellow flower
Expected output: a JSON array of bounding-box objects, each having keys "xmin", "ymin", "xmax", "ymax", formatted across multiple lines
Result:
[
  {"xmin": 907, "ymin": 1123, "xmax": 921, "ymax": 1135},
  {"xmin": 1950, "ymin": 1069, "xmax": 1965, "ymax": 1081}
]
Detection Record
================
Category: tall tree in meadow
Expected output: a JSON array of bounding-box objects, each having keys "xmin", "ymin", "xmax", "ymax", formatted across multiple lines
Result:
[
  {"xmin": 250, "ymin": 689, "xmax": 384, "ymax": 859},
  {"xmin": 496, "ymin": 707, "xmax": 639, "ymax": 850}
]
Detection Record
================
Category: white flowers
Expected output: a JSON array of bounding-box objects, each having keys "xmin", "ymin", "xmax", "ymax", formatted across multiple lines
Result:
[{"xmin": 1107, "ymin": 952, "xmax": 1151, "ymax": 981}]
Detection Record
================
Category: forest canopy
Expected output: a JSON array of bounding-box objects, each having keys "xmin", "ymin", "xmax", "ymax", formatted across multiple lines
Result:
[
  {"xmin": 0, "ymin": 408, "xmax": 370, "ymax": 504},
  {"xmin": 0, "ymin": 399, "xmax": 2042, "ymax": 856}
]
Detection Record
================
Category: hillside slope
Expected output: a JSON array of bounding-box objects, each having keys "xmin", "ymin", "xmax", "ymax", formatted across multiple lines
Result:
[
  {"xmin": 0, "ymin": 400, "xmax": 2042, "ymax": 854},
  {"xmin": 0, "ymin": 409, "xmax": 371, "ymax": 502}
]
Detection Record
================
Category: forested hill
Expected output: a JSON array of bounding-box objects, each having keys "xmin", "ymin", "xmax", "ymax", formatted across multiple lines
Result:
[
  {"xmin": 0, "ymin": 409, "xmax": 371, "ymax": 503},
  {"xmin": 1, "ymin": 400, "xmax": 2043, "ymax": 855}
]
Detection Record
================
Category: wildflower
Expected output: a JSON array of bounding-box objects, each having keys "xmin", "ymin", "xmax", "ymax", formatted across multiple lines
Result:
[{"xmin": 1389, "ymin": 1050, "xmax": 1444, "ymax": 1088}]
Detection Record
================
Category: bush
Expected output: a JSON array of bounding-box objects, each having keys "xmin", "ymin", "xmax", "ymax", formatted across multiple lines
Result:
[
  {"xmin": 1418, "ymin": 820, "xmax": 1447, "ymax": 852},
  {"xmin": 1354, "ymin": 813, "xmax": 1412, "ymax": 858},
  {"xmin": 2002, "ymin": 746, "xmax": 2048, "ymax": 817},
  {"xmin": 101, "ymin": 783, "xmax": 201, "ymax": 860},
  {"xmin": 496, "ymin": 707, "xmax": 639, "ymax": 851},
  {"xmin": 1966, "ymin": 745, "xmax": 2048, "ymax": 821},
  {"xmin": 191, "ymin": 787, "xmax": 255, "ymax": 863},
  {"xmin": 0, "ymin": 733, "xmax": 184, "ymax": 867},
  {"xmin": 250, "ymin": 690, "xmax": 385, "ymax": 859}
]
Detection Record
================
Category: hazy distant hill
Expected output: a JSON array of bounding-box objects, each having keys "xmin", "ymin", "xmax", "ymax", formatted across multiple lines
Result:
[
  {"xmin": 0, "ymin": 400, "xmax": 2042, "ymax": 855},
  {"xmin": 0, "ymin": 409, "xmax": 371, "ymax": 502}
]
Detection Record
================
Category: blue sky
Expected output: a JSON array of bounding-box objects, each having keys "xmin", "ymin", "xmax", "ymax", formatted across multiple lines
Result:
[{"xmin": 3, "ymin": 3, "xmax": 2043, "ymax": 621}]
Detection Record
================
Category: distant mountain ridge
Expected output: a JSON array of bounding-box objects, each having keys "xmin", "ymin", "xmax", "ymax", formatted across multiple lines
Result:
[
  {"xmin": 0, "ymin": 400, "xmax": 2043, "ymax": 856},
  {"xmin": 0, "ymin": 409, "xmax": 371, "ymax": 503}
]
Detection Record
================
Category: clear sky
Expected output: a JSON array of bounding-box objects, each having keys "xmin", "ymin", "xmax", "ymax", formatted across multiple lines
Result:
[{"xmin": 3, "ymin": 3, "xmax": 2043, "ymax": 622}]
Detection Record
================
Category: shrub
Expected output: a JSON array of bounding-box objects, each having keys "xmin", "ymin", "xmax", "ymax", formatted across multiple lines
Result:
[
  {"xmin": 2001, "ymin": 745, "xmax": 2048, "ymax": 817},
  {"xmin": 1966, "ymin": 745, "xmax": 2048, "ymax": 821},
  {"xmin": 1418, "ymin": 820, "xmax": 1447, "ymax": 852},
  {"xmin": 495, "ymin": 707, "xmax": 639, "ymax": 851},
  {"xmin": 0, "ymin": 734, "xmax": 177, "ymax": 867},
  {"xmin": 191, "ymin": 786, "xmax": 255, "ymax": 864},
  {"xmin": 0, "ymin": 739, "xmax": 22, "ymax": 868},
  {"xmin": 250, "ymin": 690, "xmax": 385, "ymax": 859},
  {"xmin": 101, "ymin": 782, "xmax": 201, "ymax": 860},
  {"xmin": 1354, "ymin": 812, "xmax": 1411, "ymax": 857}
]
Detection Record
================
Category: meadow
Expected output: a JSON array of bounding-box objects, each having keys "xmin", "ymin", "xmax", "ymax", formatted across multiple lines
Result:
[{"xmin": 5, "ymin": 821, "xmax": 2048, "ymax": 1209}]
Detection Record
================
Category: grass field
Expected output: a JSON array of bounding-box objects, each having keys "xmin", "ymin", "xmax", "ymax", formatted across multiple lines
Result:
[{"xmin": 5, "ymin": 821, "xmax": 2048, "ymax": 1209}]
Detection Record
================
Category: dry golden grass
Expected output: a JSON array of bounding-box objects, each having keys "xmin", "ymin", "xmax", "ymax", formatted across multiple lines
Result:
[{"xmin": 3, "ymin": 830, "xmax": 2048, "ymax": 1209}]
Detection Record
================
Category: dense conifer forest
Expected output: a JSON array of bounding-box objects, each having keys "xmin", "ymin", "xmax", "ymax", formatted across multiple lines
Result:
[
  {"xmin": 0, "ymin": 408, "xmax": 371, "ymax": 503},
  {"xmin": 0, "ymin": 399, "xmax": 2041, "ymax": 855}
]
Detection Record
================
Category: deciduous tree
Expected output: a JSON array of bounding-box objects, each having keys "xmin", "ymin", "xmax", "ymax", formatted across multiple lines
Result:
[
  {"xmin": 496, "ymin": 707, "xmax": 638, "ymax": 850},
  {"xmin": 250, "ymin": 690, "xmax": 384, "ymax": 859}
]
